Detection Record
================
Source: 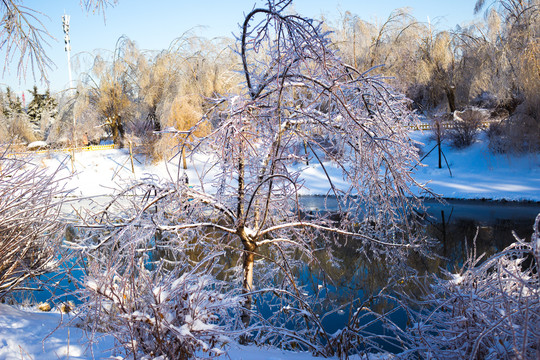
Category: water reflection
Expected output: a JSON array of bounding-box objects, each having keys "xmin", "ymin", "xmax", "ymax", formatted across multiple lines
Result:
[
  {"xmin": 292, "ymin": 197, "xmax": 539, "ymax": 335},
  {"xmin": 422, "ymin": 199, "xmax": 539, "ymax": 271}
]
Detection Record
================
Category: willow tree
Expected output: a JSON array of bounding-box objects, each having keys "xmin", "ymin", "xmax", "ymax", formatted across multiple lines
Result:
[
  {"xmin": 85, "ymin": 37, "xmax": 140, "ymax": 147},
  {"xmin": 146, "ymin": 36, "xmax": 238, "ymax": 161},
  {"xmin": 80, "ymin": 0, "xmax": 429, "ymax": 355},
  {"xmin": 473, "ymin": 0, "xmax": 540, "ymax": 151},
  {"xmin": 332, "ymin": 11, "xmax": 376, "ymax": 70}
]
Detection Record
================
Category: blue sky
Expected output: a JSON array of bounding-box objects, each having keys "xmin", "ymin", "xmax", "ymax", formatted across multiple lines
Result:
[{"xmin": 1, "ymin": 0, "xmax": 480, "ymax": 94}]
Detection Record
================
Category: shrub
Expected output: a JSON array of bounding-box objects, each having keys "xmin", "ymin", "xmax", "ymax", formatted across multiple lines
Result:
[
  {"xmin": 8, "ymin": 113, "xmax": 38, "ymax": 144},
  {"xmin": 448, "ymin": 108, "xmax": 486, "ymax": 148},
  {"xmin": 75, "ymin": 182, "xmax": 243, "ymax": 359},
  {"xmin": 471, "ymin": 91, "xmax": 498, "ymax": 109},
  {"xmin": 487, "ymin": 103, "xmax": 540, "ymax": 154},
  {"xmin": 0, "ymin": 154, "xmax": 67, "ymax": 299},
  {"xmin": 404, "ymin": 214, "xmax": 540, "ymax": 359},
  {"xmin": 486, "ymin": 120, "xmax": 507, "ymax": 153},
  {"xmin": 82, "ymin": 255, "xmax": 240, "ymax": 359}
]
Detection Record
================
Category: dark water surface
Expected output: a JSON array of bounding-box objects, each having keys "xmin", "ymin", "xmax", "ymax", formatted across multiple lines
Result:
[{"xmin": 295, "ymin": 196, "xmax": 540, "ymax": 342}]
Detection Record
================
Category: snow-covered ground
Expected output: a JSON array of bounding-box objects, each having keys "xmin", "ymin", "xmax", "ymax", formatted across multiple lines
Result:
[
  {"xmin": 0, "ymin": 304, "xmax": 114, "ymax": 360},
  {"xmin": 410, "ymin": 131, "xmax": 540, "ymax": 201},
  {"xmin": 0, "ymin": 304, "xmax": 385, "ymax": 359},
  {"xmin": 1, "ymin": 130, "xmax": 538, "ymax": 359},
  {"xmin": 40, "ymin": 130, "xmax": 540, "ymax": 202}
]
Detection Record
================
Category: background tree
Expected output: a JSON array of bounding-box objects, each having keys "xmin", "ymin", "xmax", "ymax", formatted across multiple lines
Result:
[
  {"xmin": 27, "ymin": 85, "xmax": 43, "ymax": 133},
  {"xmin": 135, "ymin": 35, "xmax": 239, "ymax": 161},
  {"xmin": 2, "ymin": 86, "xmax": 23, "ymax": 118},
  {"xmin": 416, "ymin": 29, "xmax": 459, "ymax": 112},
  {"xmin": 332, "ymin": 9, "xmax": 461, "ymax": 113},
  {"xmin": 46, "ymin": 85, "xmax": 104, "ymax": 147},
  {"xmin": 26, "ymin": 85, "xmax": 57, "ymax": 140},
  {"xmin": 1, "ymin": 86, "xmax": 36, "ymax": 144},
  {"xmin": 84, "ymin": 37, "xmax": 139, "ymax": 148},
  {"xmin": 73, "ymin": 34, "xmax": 237, "ymax": 154},
  {"xmin": 156, "ymin": 36, "xmax": 238, "ymax": 163},
  {"xmin": 474, "ymin": 0, "xmax": 540, "ymax": 152},
  {"xmin": 332, "ymin": 11, "xmax": 375, "ymax": 70},
  {"xmin": 0, "ymin": 90, "xmax": 6, "ymax": 139}
]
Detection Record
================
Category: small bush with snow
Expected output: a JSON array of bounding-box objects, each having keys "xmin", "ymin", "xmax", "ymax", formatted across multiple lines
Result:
[
  {"xmin": 0, "ymin": 154, "xmax": 67, "ymax": 298},
  {"xmin": 447, "ymin": 108, "xmax": 486, "ymax": 149},
  {"xmin": 74, "ymin": 197, "xmax": 244, "ymax": 360},
  {"xmin": 81, "ymin": 248, "xmax": 242, "ymax": 359},
  {"xmin": 487, "ymin": 108, "xmax": 540, "ymax": 154}
]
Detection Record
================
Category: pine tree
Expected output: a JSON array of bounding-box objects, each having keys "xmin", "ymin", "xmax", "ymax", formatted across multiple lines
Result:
[
  {"xmin": 27, "ymin": 85, "xmax": 43, "ymax": 130},
  {"xmin": 27, "ymin": 86, "xmax": 58, "ymax": 139},
  {"xmin": 3, "ymin": 87, "xmax": 23, "ymax": 118}
]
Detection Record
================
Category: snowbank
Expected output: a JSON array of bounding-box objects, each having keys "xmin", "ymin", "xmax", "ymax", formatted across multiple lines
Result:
[{"xmin": 0, "ymin": 304, "xmax": 114, "ymax": 359}]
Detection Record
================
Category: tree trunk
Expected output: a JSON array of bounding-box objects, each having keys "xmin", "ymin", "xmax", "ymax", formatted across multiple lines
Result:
[
  {"xmin": 150, "ymin": 106, "xmax": 160, "ymax": 132},
  {"xmin": 182, "ymin": 146, "xmax": 187, "ymax": 170},
  {"xmin": 240, "ymin": 237, "xmax": 256, "ymax": 328},
  {"xmin": 445, "ymin": 86, "xmax": 456, "ymax": 113},
  {"xmin": 237, "ymin": 153, "xmax": 255, "ymax": 328},
  {"xmin": 111, "ymin": 115, "xmax": 125, "ymax": 148},
  {"xmin": 437, "ymin": 121, "xmax": 442, "ymax": 169}
]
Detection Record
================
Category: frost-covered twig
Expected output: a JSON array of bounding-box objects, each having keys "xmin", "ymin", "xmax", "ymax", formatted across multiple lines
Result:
[
  {"xmin": 0, "ymin": 153, "xmax": 68, "ymax": 298},
  {"xmin": 402, "ymin": 214, "xmax": 540, "ymax": 359}
]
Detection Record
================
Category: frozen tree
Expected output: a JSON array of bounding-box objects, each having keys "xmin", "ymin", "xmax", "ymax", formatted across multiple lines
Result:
[
  {"xmin": 193, "ymin": 0, "xmax": 429, "ymax": 329},
  {"xmin": 139, "ymin": 35, "xmax": 238, "ymax": 161},
  {"xmin": 474, "ymin": 0, "xmax": 540, "ymax": 153},
  {"xmin": 75, "ymin": 0, "xmax": 431, "ymax": 356},
  {"xmin": 83, "ymin": 37, "xmax": 140, "ymax": 148},
  {"xmin": 47, "ymin": 84, "xmax": 105, "ymax": 147}
]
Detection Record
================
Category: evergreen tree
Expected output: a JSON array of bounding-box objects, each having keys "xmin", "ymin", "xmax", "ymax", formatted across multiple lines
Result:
[
  {"xmin": 3, "ymin": 87, "xmax": 23, "ymax": 118},
  {"xmin": 27, "ymin": 86, "xmax": 58, "ymax": 138},
  {"xmin": 27, "ymin": 86, "xmax": 43, "ymax": 130},
  {"xmin": 1, "ymin": 87, "xmax": 38, "ymax": 143}
]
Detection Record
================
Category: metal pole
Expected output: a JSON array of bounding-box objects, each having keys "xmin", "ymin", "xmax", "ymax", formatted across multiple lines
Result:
[
  {"xmin": 62, "ymin": 14, "xmax": 73, "ymax": 90},
  {"xmin": 62, "ymin": 14, "xmax": 76, "ymax": 150}
]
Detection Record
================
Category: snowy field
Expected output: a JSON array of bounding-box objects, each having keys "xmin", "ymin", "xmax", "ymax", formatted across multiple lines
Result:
[
  {"xmin": 1, "ymin": 130, "xmax": 539, "ymax": 359},
  {"xmin": 32, "ymin": 130, "xmax": 540, "ymax": 202},
  {"xmin": 410, "ymin": 131, "xmax": 540, "ymax": 201}
]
